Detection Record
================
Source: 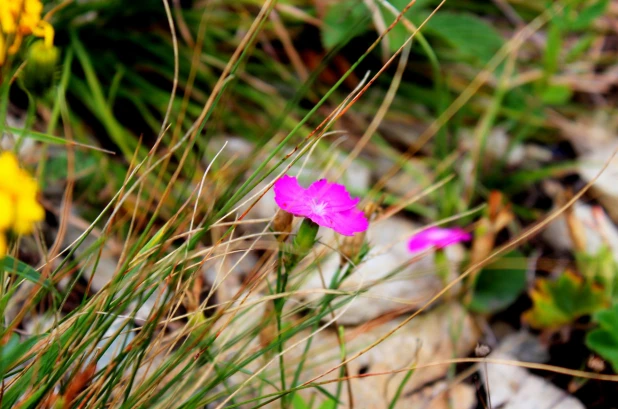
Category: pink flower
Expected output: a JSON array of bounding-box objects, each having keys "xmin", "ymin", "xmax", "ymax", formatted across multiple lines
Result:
[
  {"xmin": 273, "ymin": 175, "xmax": 368, "ymax": 236},
  {"xmin": 407, "ymin": 227, "xmax": 471, "ymax": 252}
]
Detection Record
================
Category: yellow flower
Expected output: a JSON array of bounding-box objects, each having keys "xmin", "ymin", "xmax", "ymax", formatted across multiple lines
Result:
[
  {"xmin": 0, "ymin": 233, "xmax": 6, "ymax": 257},
  {"xmin": 0, "ymin": 191, "xmax": 14, "ymax": 231},
  {"xmin": 0, "ymin": 0, "xmax": 54, "ymax": 66},
  {"xmin": 13, "ymin": 194, "xmax": 45, "ymax": 235},
  {"xmin": 0, "ymin": 151, "xmax": 44, "ymax": 256}
]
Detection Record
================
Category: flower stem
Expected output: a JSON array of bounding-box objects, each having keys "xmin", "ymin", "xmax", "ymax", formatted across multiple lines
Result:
[
  {"xmin": 274, "ymin": 218, "xmax": 319, "ymax": 408},
  {"xmin": 0, "ymin": 65, "xmax": 12, "ymax": 140},
  {"xmin": 274, "ymin": 250, "xmax": 288, "ymax": 408},
  {"xmin": 435, "ymin": 249, "xmax": 449, "ymax": 286},
  {"xmin": 14, "ymin": 92, "xmax": 37, "ymax": 153}
]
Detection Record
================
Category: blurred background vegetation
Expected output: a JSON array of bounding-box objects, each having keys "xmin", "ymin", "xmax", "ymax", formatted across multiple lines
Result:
[{"xmin": 3, "ymin": 0, "xmax": 618, "ymax": 407}]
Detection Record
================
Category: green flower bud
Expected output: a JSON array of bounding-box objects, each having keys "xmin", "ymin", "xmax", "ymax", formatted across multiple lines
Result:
[
  {"xmin": 20, "ymin": 40, "xmax": 59, "ymax": 97},
  {"xmin": 292, "ymin": 218, "xmax": 319, "ymax": 259}
]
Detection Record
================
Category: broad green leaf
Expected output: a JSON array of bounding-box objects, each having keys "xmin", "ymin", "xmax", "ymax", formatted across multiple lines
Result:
[
  {"xmin": 468, "ymin": 251, "xmax": 527, "ymax": 314},
  {"xmin": 540, "ymin": 84, "xmax": 572, "ymax": 105},
  {"xmin": 292, "ymin": 394, "xmax": 310, "ymax": 409},
  {"xmin": 318, "ymin": 399, "xmax": 336, "ymax": 409},
  {"xmin": 571, "ymin": 0, "xmax": 609, "ymax": 30},
  {"xmin": 415, "ymin": 11, "xmax": 504, "ymax": 65},
  {"xmin": 586, "ymin": 304, "xmax": 618, "ymax": 372},
  {"xmin": 380, "ymin": 0, "xmax": 441, "ymax": 52},
  {"xmin": 378, "ymin": 0, "xmax": 417, "ymax": 54},
  {"xmin": 321, "ymin": 1, "xmax": 370, "ymax": 50},
  {"xmin": 523, "ymin": 271, "xmax": 608, "ymax": 329}
]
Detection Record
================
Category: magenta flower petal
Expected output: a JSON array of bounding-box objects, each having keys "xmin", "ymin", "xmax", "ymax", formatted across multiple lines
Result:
[
  {"xmin": 327, "ymin": 208, "xmax": 369, "ymax": 236},
  {"xmin": 274, "ymin": 175, "xmax": 312, "ymax": 216},
  {"xmin": 306, "ymin": 179, "xmax": 359, "ymax": 211},
  {"xmin": 407, "ymin": 227, "xmax": 471, "ymax": 252},
  {"xmin": 273, "ymin": 175, "xmax": 368, "ymax": 236}
]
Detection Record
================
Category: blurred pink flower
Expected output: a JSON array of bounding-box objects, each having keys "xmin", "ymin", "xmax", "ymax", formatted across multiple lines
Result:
[
  {"xmin": 407, "ymin": 227, "xmax": 471, "ymax": 252},
  {"xmin": 273, "ymin": 175, "xmax": 368, "ymax": 236}
]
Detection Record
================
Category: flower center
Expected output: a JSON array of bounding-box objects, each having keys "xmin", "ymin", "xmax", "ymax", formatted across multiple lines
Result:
[{"xmin": 310, "ymin": 199, "xmax": 328, "ymax": 216}]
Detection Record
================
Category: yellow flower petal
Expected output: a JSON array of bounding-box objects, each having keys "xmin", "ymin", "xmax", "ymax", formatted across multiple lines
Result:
[
  {"xmin": 0, "ymin": 233, "xmax": 6, "ymax": 257},
  {"xmin": 0, "ymin": 150, "xmax": 43, "ymax": 236},
  {"xmin": 0, "ymin": 5, "xmax": 17, "ymax": 34},
  {"xmin": 0, "ymin": 191, "xmax": 14, "ymax": 230},
  {"xmin": 13, "ymin": 197, "xmax": 44, "ymax": 235},
  {"xmin": 0, "ymin": 32, "xmax": 6, "ymax": 65},
  {"xmin": 0, "ymin": 0, "xmax": 53, "ymax": 59},
  {"xmin": 0, "ymin": 151, "xmax": 23, "ymax": 194}
]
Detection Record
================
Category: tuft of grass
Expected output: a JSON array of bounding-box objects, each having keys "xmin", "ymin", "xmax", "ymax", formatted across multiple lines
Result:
[{"xmin": 1, "ymin": 0, "xmax": 616, "ymax": 408}]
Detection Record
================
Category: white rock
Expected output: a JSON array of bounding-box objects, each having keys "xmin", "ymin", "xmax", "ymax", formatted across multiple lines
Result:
[
  {"xmin": 63, "ymin": 219, "xmax": 119, "ymax": 292},
  {"xmin": 375, "ymin": 157, "xmax": 432, "ymax": 199},
  {"xmin": 482, "ymin": 351, "xmax": 584, "ymax": 409},
  {"xmin": 552, "ymin": 112, "xmax": 615, "ymax": 155},
  {"xmin": 541, "ymin": 201, "xmax": 618, "ymax": 261},
  {"xmin": 550, "ymin": 112, "xmax": 618, "ymax": 223},
  {"xmin": 23, "ymin": 313, "xmax": 57, "ymax": 336},
  {"xmin": 578, "ymin": 144, "xmax": 618, "ymax": 223},
  {"xmin": 402, "ymin": 381, "xmax": 476, "ymax": 409},
  {"xmin": 90, "ymin": 317, "xmax": 135, "ymax": 371},
  {"xmin": 337, "ymin": 158, "xmax": 371, "ymax": 193},
  {"xmin": 377, "ymin": 120, "xmax": 427, "ymax": 148},
  {"xmin": 133, "ymin": 286, "xmax": 168, "ymax": 324},
  {"xmin": 496, "ymin": 331, "xmax": 549, "ymax": 364},
  {"xmin": 477, "ymin": 331, "xmax": 583, "ymax": 409},
  {"xmin": 523, "ymin": 144, "xmax": 553, "ymax": 164},
  {"xmin": 203, "ymin": 249, "xmax": 260, "ymax": 303},
  {"xmin": 231, "ymin": 303, "xmax": 480, "ymax": 408},
  {"xmin": 459, "ymin": 127, "xmax": 527, "ymax": 168},
  {"xmin": 297, "ymin": 216, "xmax": 464, "ymax": 325},
  {"xmin": 207, "ymin": 136, "xmax": 255, "ymax": 163}
]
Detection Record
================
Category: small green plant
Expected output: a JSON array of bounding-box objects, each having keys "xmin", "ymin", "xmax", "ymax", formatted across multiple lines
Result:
[
  {"xmin": 523, "ymin": 270, "xmax": 608, "ymax": 330},
  {"xmin": 586, "ymin": 304, "xmax": 618, "ymax": 372}
]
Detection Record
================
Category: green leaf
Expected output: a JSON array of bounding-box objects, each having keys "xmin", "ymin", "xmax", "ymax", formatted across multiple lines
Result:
[
  {"xmin": 468, "ymin": 251, "xmax": 527, "ymax": 314},
  {"xmin": 1, "ymin": 256, "xmax": 54, "ymax": 290},
  {"xmin": 417, "ymin": 11, "xmax": 504, "ymax": 65},
  {"xmin": 36, "ymin": 342, "xmax": 60, "ymax": 383},
  {"xmin": 1, "ymin": 334, "xmax": 42, "ymax": 376},
  {"xmin": 540, "ymin": 84, "xmax": 573, "ymax": 105},
  {"xmin": 543, "ymin": 22, "xmax": 562, "ymax": 79},
  {"xmin": 0, "ymin": 334, "xmax": 42, "ymax": 408},
  {"xmin": 71, "ymin": 32, "xmax": 138, "ymax": 160},
  {"xmin": 321, "ymin": 1, "xmax": 370, "ymax": 50},
  {"xmin": 586, "ymin": 304, "xmax": 618, "ymax": 372},
  {"xmin": 2, "ymin": 368, "xmax": 34, "ymax": 408},
  {"xmin": 523, "ymin": 271, "xmax": 608, "ymax": 329},
  {"xmin": 571, "ymin": 0, "xmax": 609, "ymax": 30},
  {"xmin": 378, "ymin": 0, "xmax": 417, "ymax": 54},
  {"xmin": 318, "ymin": 399, "xmax": 336, "ymax": 409},
  {"xmin": 43, "ymin": 149, "xmax": 109, "ymax": 194},
  {"xmin": 7, "ymin": 126, "xmax": 77, "ymax": 146},
  {"xmin": 575, "ymin": 245, "xmax": 618, "ymax": 303},
  {"xmin": 292, "ymin": 394, "xmax": 310, "ymax": 409}
]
